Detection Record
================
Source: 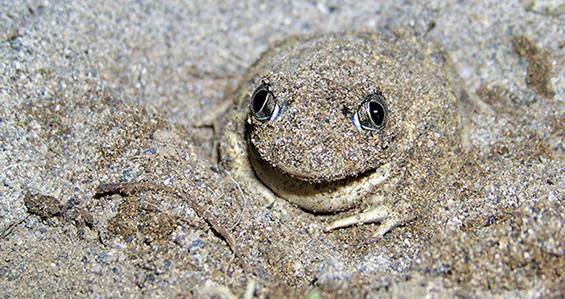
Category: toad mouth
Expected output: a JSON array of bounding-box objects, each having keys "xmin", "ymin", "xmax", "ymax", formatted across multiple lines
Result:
[{"xmin": 247, "ymin": 141, "xmax": 392, "ymax": 213}]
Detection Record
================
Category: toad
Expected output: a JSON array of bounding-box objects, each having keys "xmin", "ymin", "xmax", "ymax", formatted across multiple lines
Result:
[{"xmin": 219, "ymin": 31, "xmax": 486, "ymax": 238}]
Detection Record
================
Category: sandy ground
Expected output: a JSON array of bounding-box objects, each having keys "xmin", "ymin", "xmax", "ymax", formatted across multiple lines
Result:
[{"xmin": 0, "ymin": 0, "xmax": 563, "ymax": 297}]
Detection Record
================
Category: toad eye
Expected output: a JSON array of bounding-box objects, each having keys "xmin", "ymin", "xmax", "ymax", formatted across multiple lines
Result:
[
  {"xmin": 353, "ymin": 93, "xmax": 387, "ymax": 131},
  {"xmin": 250, "ymin": 84, "xmax": 280, "ymax": 121}
]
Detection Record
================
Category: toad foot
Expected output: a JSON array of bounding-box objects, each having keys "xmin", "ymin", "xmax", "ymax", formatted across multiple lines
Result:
[{"xmin": 324, "ymin": 205, "xmax": 401, "ymax": 238}]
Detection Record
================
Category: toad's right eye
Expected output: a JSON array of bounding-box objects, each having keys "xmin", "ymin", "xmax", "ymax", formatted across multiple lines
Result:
[
  {"xmin": 352, "ymin": 93, "xmax": 388, "ymax": 132},
  {"xmin": 250, "ymin": 84, "xmax": 280, "ymax": 121}
]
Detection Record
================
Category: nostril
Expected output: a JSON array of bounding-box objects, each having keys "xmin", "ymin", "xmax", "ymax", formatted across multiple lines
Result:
[{"xmin": 341, "ymin": 105, "xmax": 353, "ymax": 118}]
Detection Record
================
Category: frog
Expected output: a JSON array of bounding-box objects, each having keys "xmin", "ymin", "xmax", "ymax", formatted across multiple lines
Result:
[{"xmin": 219, "ymin": 31, "xmax": 487, "ymax": 238}]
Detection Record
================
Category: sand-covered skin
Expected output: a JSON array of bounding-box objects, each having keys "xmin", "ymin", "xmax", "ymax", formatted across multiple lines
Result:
[
  {"xmin": 219, "ymin": 31, "xmax": 469, "ymax": 240},
  {"xmin": 0, "ymin": 0, "xmax": 563, "ymax": 298}
]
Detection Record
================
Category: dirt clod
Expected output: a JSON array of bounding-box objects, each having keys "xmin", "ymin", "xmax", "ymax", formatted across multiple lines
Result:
[
  {"xmin": 23, "ymin": 192, "xmax": 63, "ymax": 219},
  {"xmin": 512, "ymin": 35, "xmax": 556, "ymax": 99}
]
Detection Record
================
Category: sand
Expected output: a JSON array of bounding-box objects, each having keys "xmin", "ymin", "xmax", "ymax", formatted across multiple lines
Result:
[{"xmin": 0, "ymin": 0, "xmax": 563, "ymax": 297}]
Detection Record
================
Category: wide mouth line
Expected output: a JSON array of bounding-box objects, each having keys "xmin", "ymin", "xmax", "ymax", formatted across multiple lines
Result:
[
  {"xmin": 246, "ymin": 133, "xmax": 394, "ymax": 213},
  {"xmin": 281, "ymin": 166, "xmax": 372, "ymax": 185},
  {"xmin": 248, "ymin": 140, "xmax": 374, "ymax": 188}
]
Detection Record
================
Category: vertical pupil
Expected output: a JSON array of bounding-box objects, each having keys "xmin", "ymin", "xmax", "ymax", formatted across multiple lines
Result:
[
  {"xmin": 368, "ymin": 101, "xmax": 384, "ymax": 126},
  {"xmin": 252, "ymin": 90, "xmax": 270, "ymax": 114}
]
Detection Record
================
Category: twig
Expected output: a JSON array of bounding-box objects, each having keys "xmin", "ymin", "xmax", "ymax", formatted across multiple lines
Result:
[
  {"xmin": 94, "ymin": 181, "xmax": 251, "ymax": 274},
  {"xmin": 0, "ymin": 216, "xmax": 28, "ymax": 239},
  {"xmin": 227, "ymin": 174, "xmax": 248, "ymax": 230},
  {"xmin": 94, "ymin": 182, "xmax": 173, "ymax": 198}
]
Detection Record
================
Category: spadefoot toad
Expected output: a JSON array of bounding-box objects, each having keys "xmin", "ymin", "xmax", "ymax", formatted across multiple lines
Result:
[{"xmin": 220, "ymin": 31, "xmax": 473, "ymax": 238}]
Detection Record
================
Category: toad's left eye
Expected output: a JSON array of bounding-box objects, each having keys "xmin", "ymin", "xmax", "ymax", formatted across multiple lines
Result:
[
  {"xmin": 353, "ymin": 93, "xmax": 387, "ymax": 131},
  {"xmin": 250, "ymin": 84, "xmax": 280, "ymax": 121}
]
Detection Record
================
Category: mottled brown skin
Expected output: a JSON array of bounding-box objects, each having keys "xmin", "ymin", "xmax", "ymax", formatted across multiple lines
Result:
[{"xmin": 220, "ymin": 31, "xmax": 465, "ymax": 236}]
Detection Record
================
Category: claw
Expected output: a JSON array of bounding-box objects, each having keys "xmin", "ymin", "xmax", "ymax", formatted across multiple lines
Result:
[{"xmin": 371, "ymin": 217, "xmax": 399, "ymax": 238}]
